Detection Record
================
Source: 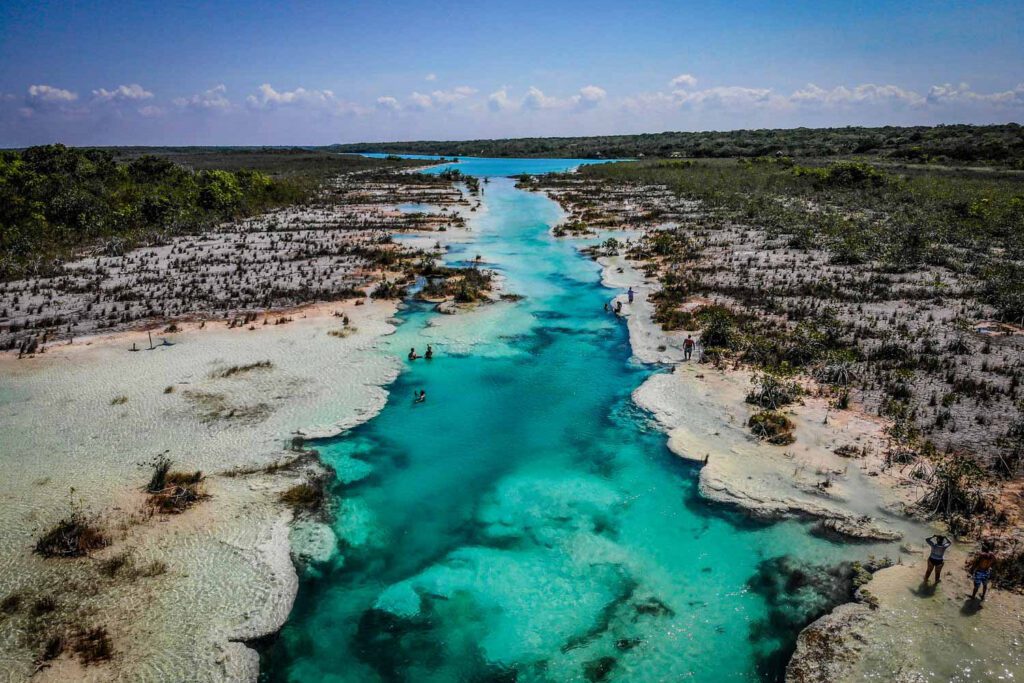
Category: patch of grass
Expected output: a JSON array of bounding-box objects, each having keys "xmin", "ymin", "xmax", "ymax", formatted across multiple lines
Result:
[
  {"xmin": 182, "ymin": 389, "xmax": 271, "ymax": 423},
  {"xmin": 748, "ymin": 411, "xmax": 797, "ymax": 445},
  {"xmin": 110, "ymin": 395, "xmax": 128, "ymax": 405},
  {"xmin": 917, "ymin": 453, "xmax": 989, "ymax": 524},
  {"xmin": 31, "ymin": 596, "xmax": 56, "ymax": 616},
  {"xmin": 1, "ymin": 592, "xmax": 21, "ymax": 615},
  {"xmin": 746, "ymin": 373, "xmax": 803, "ymax": 410},
  {"xmin": 72, "ymin": 626, "xmax": 113, "ymax": 665},
  {"xmin": 133, "ymin": 560, "xmax": 168, "ymax": 578},
  {"xmin": 98, "ymin": 552, "xmax": 131, "ymax": 578},
  {"xmin": 146, "ymin": 456, "xmax": 206, "ymax": 513},
  {"xmin": 212, "ymin": 360, "xmax": 272, "ymax": 379},
  {"xmin": 34, "ymin": 510, "xmax": 108, "ymax": 559}
]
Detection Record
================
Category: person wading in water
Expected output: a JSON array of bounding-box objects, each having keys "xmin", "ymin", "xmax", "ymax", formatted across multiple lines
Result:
[
  {"xmin": 924, "ymin": 534, "xmax": 952, "ymax": 584},
  {"xmin": 968, "ymin": 542, "xmax": 997, "ymax": 601}
]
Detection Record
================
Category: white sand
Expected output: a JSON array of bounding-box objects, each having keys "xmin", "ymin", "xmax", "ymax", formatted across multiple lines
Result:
[{"xmin": 0, "ymin": 299, "xmax": 399, "ymax": 681}]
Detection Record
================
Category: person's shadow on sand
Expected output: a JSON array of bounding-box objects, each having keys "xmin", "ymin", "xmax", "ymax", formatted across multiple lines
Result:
[
  {"xmin": 960, "ymin": 598, "xmax": 983, "ymax": 616},
  {"xmin": 911, "ymin": 581, "xmax": 937, "ymax": 598}
]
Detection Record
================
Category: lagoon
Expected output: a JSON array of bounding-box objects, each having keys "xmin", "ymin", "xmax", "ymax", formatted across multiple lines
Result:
[{"xmin": 260, "ymin": 158, "xmax": 880, "ymax": 682}]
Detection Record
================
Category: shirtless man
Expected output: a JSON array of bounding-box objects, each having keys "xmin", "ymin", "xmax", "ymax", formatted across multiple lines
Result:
[
  {"xmin": 968, "ymin": 542, "xmax": 997, "ymax": 600},
  {"xmin": 684, "ymin": 335, "xmax": 696, "ymax": 361}
]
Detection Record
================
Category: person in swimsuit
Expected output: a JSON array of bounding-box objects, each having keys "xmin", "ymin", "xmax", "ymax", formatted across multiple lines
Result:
[
  {"xmin": 969, "ymin": 542, "xmax": 997, "ymax": 600},
  {"xmin": 627, "ymin": 287, "xmax": 635, "ymax": 303},
  {"xmin": 414, "ymin": 390, "xmax": 426, "ymax": 404},
  {"xmin": 425, "ymin": 345, "xmax": 433, "ymax": 360},
  {"xmin": 408, "ymin": 347, "xmax": 419, "ymax": 360},
  {"xmin": 924, "ymin": 534, "xmax": 952, "ymax": 584},
  {"xmin": 684, "ymin": 335, "xmax": 695, "ymax": 361}
]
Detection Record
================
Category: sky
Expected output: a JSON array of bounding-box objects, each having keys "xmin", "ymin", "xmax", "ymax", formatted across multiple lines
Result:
[{"xmin": 1, "ymin": 0, "xmax": 1022, "ymax": 146}]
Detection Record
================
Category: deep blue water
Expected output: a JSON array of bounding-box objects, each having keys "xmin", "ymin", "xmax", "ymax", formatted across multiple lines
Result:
[{"xmin": 261, "ymin": 158, "xmax": 872, "ymax": 682}]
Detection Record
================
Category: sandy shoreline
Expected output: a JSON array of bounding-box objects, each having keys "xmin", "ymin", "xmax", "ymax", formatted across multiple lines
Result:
[{"xmin": 0, "ymin": 296, "xmax": 401, "ymax": 681}]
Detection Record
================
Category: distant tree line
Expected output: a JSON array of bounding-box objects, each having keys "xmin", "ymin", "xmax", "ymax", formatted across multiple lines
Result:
[
  {"xmin": 328, "ymin": 124, "xmax": 1024, "ymax": 167},
  {"xmin": 0, "ymin": 145, "xmax": 419, "ymax": 281}
]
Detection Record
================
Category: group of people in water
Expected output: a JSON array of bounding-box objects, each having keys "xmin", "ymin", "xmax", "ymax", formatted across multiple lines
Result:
[
  {"xmin": 923, "ymin": 534, "xmax": 998, "ymax": 601},
  {"xmin": 408, "ymin": 345, "xmax": 433, "ymax": 404}
]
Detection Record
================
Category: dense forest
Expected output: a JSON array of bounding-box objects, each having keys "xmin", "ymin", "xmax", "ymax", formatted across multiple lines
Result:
[
  {"xmin": 329, "ymin": 124, "xmax": 1024, "ymax": 166},
  {"xmin": 0, "ymin": 146, "xmax": 422, "ymax": 281}
]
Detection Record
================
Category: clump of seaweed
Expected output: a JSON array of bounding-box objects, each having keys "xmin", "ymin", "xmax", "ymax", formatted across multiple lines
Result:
[{"xmin": 279, "ymin": 476, "xmax": 327, "ymax": 513}]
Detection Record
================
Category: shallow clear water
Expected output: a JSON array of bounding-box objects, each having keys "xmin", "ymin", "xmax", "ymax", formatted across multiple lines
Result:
[{"xmin": 262, "ymin": 159, "xmax": 871, "ymax": 682}]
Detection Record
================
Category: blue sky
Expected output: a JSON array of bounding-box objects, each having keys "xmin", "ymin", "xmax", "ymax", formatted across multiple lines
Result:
[{"xmin": 1, "ymin": 0, "xmax": 1022, "ymax": 146}]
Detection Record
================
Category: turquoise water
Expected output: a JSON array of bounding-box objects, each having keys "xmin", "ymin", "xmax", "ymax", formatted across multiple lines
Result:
[
  {"xmin": 261, "ymin": 159, "xmax": 874, "ymax": 682},
  {"xmin": 361, "ymin": 153, "xmax": 618, "ymax": 177}
]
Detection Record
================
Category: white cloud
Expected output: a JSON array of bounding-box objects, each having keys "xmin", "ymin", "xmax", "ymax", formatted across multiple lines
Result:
[
  {"xmin": 488, "ymin": 87, "xmax": 513, "ymax": 112},
  {"xmin": 137, "ymin": 105, "xmax": 164, "ymax": 117},
  {"xmin": 27, "ymin": 84, "xmax": 78, "ymax": 104},
  {"xmin": 517, "ymin": 85, "xmax": 609, "ymax": 112},
  {"xmin": 431, "ymin": 85, "xmax": 476, "ymax": 106},
  {"xmin": 790, "ymin": 83, "xmax": 924, "ymax": 107},
  {"xmin": 572, "ymin": 85, "xmax": 607, "ymax": 110},
  {"xmin": 669, "ymin": 74, "xmax": 698, "ymax": 89},
  {"xmin": 926, "ymin": 82, "xmax": 1024, "ymax": 107},
  {"xmin": 522, "ymin": 86, "xmax": 560, "ymax": 110},
  {"xmin": 673, "ymin": 85, "xmax": 775, "ymax": 107},
  {"xmin": 408, "ymin": 91, "xmax": 433, "ymax": 111},
  {"xmin": 246, "ymin": 83, "xmax": 335, "ymax": 109},
  {"xmin": 425, "ymin": 73, "xmax": 437, "ymax": 82},
  {"xmin": 173, "ymin": 84, "xmax": 231, "ymax": 111},
  {"xmin": 376, "ymin": 96, "xmax": 400, "ymax": 111},
  {"xmin": 92, "ymin": 84, "xmax": 153, "ymax": 103}
]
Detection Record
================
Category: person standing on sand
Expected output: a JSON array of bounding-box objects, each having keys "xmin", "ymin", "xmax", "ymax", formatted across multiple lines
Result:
[
  {"xmin": 924, "ymin": 534, "xmax": 952, "ymax": 583},
  {"xmin": 627, "ymin": 287, "xmax": 635, "ymax": 303},
  {"xmin": 968, "ymin": 542, "xmax": 997, "ymax": 600},
  {"xmin": 684, "ymin": 335, "xmax": 695, "ymax": 361}
]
